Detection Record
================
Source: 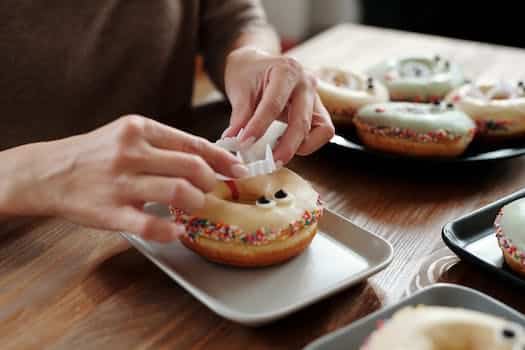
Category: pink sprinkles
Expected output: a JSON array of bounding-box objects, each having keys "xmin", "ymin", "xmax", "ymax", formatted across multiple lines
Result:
[
  {"xmin": 495, "ymin": 210, "xmax": 525, "ymax": 265},
  {"xmin": 170, "ymin": 207, "xmax": 323, "ymax": 246}
]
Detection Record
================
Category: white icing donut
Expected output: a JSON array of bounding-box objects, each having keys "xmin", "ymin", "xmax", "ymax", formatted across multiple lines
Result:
[
  {"xmin": 315, "ymin": 67, "xmax": 389, "ymax": 125},
  {"xmin": 354, "ymin": 102, "xmax": 476, "ymax": 157},
  {"xmin": 368, "ymin": 55, "xmax": 465, "ymax": 102},
  {"xmin": 446, "ymin": 80, "xmax": 525, "ymax": 140},
  {"xmin": 170, "ymin": 168, "xmax": 323, "ymax": 267},
  {"xmin": 495, "ymin": 197, "xmax": 525, "ymax": 276},
  {"xmin": 363, "ymin": 306, "xmax": 525, "ymax": 350}
]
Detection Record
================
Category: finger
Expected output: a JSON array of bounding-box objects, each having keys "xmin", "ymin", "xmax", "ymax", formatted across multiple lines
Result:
[
  {"xmin": 141, "ymin": 149, "xmax": 217, "ymax": 192},
  {"xmin": 241, "ymin": 58, "xmax": 302, "ymax": 144},
  {"xmin": 223, "ymin": 98, "xmax": 256, "ymax": 138},
  {"xmin": 273, "ymin": 82, "xmax": 315, "ymax": 164},
  {"xmin": 115, "ymin": 206, "xmax": 185, "ymax": 243},
  {"xmin": 119, "ymin": 176, "xmax": 205, "ymax": 212},
  {"xmin": 142, "ymin": 121, "xmax": 248, "ymax": 178},
  {"xmin": 296, "ymin": 95, "xmax": 335, "ymax": 156}
]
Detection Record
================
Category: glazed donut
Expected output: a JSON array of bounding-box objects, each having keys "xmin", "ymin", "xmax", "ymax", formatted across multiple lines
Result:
[
  {"xmin": 354, "ymin": 102, "xmax": 476, "ymax": 158},
  {"xmin": 495, "ymin": 197, "xmax": 525, "ymax": 277},
  {"xmin": 315, "ymin": 67, "xmax": 389, "ymax": 126},
  {"xmin": 170, "ymin": 168, "xmax": 323, "ymax": 267},
  {"xmin": 362, "ymin": 306, "xmax": 525, "ymax": 350},
  {"xmin": 446, "ymin": 80, "xmax": 525, "ymax": 141},
  {"xmin": 368, "ymin": 55, "xmax": 465, "ymax": 102}
]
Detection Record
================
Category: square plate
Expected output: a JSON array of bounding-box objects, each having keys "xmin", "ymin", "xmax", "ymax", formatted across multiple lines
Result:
[
  {"xmin": 442, "ymin": 188, "xmax": 525, "ymax": 287},
  {"xmin": 121, "ymin": 204, "xmax": 393, "ymax": 326},
  {"xmin": 305, "ymin": 283, "xmax": 525, "ymax": 350}
]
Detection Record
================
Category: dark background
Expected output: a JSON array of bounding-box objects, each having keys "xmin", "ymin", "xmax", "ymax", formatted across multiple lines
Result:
[{"xmin": 361, "ymin": 1, "xmax": 525, "ymax": 48}]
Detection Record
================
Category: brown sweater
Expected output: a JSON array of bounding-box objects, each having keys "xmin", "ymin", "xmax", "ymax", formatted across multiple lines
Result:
[{"xmin": 0, "ymin": 0, "xmax": 269, "ymax": 150}]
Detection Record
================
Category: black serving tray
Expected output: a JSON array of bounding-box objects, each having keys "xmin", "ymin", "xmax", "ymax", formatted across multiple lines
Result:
[
  {"xmin": 330, "ymin": 133, "xmax": 525, "ymax": 164},
  {"xmin": 442, "ymin": 188, "xmax": 525, "ymax": 287}
]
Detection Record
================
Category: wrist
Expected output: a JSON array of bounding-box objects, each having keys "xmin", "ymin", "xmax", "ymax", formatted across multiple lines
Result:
[{"xmin": 0, "ymin": 142, "xmax": 60, "ymax": 217}]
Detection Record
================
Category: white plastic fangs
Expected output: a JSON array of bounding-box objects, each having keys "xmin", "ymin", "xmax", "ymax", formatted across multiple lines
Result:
[{"xmin": 215, "ymin": 121, "xmax": 287, "ymax": 179}]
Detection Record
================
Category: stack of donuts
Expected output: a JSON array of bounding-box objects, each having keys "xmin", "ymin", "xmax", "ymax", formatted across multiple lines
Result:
[{"xmin": 315, "ymin": 55, "xmax": 525, "ymax": 158}]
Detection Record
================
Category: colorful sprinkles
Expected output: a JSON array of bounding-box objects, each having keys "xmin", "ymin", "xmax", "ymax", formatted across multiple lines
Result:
[
  {"xmin": 170, "ymin": 207, "xmax": 323, "ymax": 246},
  {"xmin": 359, "ymin": 122, "xmax": 466, "ymax": 143},
  {"xmin": 495, "ymin": 210, "xmax": 525, "ymax": 265}
]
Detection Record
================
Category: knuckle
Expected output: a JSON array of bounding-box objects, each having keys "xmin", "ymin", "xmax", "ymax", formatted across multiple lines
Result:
[
  {"xmin": 111, "ymin": 145, "xmax": 143, "ymax": 170},
  {"xmin": 186, "ymin": 155, "xmax": 206, "ymax": 173},
  {"xmin": 325, "ymin": 122, "xmax": 336, "ymax": 139},
  {"xmin": 118, "ymin": 115, "xmax": 146, "ymax": 141},
  {"xmin": 182, "ymin": 136, "xmax": 208, "ymax": 155},
  {"xmin": 172, "ymin": 178, "xmax": 191, "ymax": 201},
  {"xmin": 265, "ymin": 97, "xmax": 285, "ymax": 117}
]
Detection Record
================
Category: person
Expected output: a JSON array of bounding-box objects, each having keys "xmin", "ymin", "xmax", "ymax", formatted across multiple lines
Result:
[{"xmin": 0, "ymin": 0, "xmax": 334, "ymax": 242}]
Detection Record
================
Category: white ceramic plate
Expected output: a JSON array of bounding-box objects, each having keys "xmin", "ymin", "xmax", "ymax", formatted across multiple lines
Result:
[{"xmin": 121, "ymin": 204, "xmax": 393, "ymax": 326}]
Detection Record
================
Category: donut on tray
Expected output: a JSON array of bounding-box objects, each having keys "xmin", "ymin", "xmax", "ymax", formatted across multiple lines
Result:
[
  {"xmin": 368, "ymin": 55, "xmax": 465, "ymax": 102},
  {"xmin": 315, "ymin": 67, "xmax": 389, "ymax": 126},
  {"xmin": 170, "ymin": 168, "xmax": 323, "ymax": 267},
  {"xmin": 495, "ymin": 197, "xmax": 525, "ymax": 277},
  {"xmin": 362, "ymin": 306, "xmax": 525, "ymax": 350},
  {"xmin": 353, "ymin": 102, "xmax": 476, "ymax": 158},
  {"xmin": 447, "ymin": 80, "xmax": 525, "ymax": 141}
]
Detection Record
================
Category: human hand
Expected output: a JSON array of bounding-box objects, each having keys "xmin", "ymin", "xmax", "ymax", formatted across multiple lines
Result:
[
  {"xmin": 2, "ymin": 115, "xmax": 248, "ymax": 242},
  {"xmin": 223, "ymin": 47, "xmax": 334, "ymax": 164}
]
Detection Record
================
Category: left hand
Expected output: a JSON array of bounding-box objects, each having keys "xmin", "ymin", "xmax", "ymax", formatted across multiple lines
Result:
[{"xmin": 222, "ymin": 47, "xmax": 335, "ymax": 164}]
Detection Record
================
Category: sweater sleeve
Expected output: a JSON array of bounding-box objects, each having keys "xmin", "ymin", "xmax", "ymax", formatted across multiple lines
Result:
[{"xmin": 199, "ymin": 0, "xmax": 275, "ymax": 91}]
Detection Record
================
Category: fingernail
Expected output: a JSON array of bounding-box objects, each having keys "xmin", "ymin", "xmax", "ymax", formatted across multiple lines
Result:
[
  {"xmin": 221, "ymin": 126, "xmax": 233, "ymax": 139},
  {"xmin": 170, "ymin": 224, "xmax": 186, "ymax": 239},
  {"xmin": 231, "ymin": 163, "xmax": 250, "ymax": 178},
  {"xmin": 239, "ymin": 136, "xmax": 255, "ymax": 150}
]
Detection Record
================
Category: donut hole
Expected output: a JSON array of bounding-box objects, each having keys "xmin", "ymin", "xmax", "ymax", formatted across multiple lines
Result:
[{"xmin": 318, "ymin": 68, "xmax": 361, "ymax": 90}]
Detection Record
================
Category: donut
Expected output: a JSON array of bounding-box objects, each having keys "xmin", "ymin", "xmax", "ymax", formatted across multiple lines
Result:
[
  {"xmin": 495, "ymin": 197, "xmax": 525, "ymax": 276},
  {"xmin": 368, "ymin": 55, "xmax": 465, "ymax": 102},
  {"xmin": 170, "ymin": 168, "xmax": 323, "ymax": 267},
  {"xmin": 315, "ymin": 67, "xmax": 389, "ymax": 126},
  {"xmin": 353, "ymin": 102, "xmax": 476, "ymax": 158},
  {"xmin": 446, "ymin": 80, "xmax": 525, "ymax": 141},
  {"xmin": 362, "ymin": 306, "xmax": 525, "ymax": 350}
]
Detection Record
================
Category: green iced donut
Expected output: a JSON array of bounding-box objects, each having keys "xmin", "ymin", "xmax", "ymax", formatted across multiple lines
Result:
[{"xmin": 368, "ymin": 55, "xmax": 465, "ymax": 102}]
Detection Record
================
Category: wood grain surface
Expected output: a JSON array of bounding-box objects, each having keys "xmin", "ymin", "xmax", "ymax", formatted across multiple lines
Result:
[{"xmin": 2, "ymin": 24, "xmax": 525, "ymax": 349}]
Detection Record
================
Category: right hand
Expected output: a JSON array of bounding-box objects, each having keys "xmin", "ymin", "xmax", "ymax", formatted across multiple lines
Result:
[{"xmin": 1, "ymin": 115, "xmax": 248, "ymax": 242}]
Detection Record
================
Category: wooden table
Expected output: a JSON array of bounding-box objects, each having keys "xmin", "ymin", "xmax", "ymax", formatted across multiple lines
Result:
[{"xmin": 3, "ymin": 24, "xmax": 525, "ymax": 349}]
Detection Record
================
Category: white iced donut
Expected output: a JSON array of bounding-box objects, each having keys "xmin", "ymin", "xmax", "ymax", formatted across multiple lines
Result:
[
  {"xmin": 170, "ymin": 168, "xmax": 323, "ymax": 267},
  {"xmin": 446, "ymin": 80, "xmax": 525, "ymax": 141},
  {"xmin": 362, "ymin": 306, "xmax": 525, "ymax": 350},
  {"xmin": 354, "ymin": 102, "xmax": 476, "ymax": 157},
  {"xmin": 315, "ymin": 67, "xmax": 389, "ymax": 126},
  {"xmin": 495, "ymin": 197, "xmax": 525, "ymax": 277},
  {"xmin": 368, "ymin": 55, "xmax": 465, "ymax": 102}
]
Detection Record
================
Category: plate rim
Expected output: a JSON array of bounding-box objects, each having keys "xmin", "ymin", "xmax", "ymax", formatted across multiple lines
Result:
[
  {"xmin": 330, "ymin": 134, "xmax": 525, "ymax": 163},
  {"xmin": 304, "ymin": 283, "xmax": 525, "ymax": 350},
  {"xmin": 122, "ymin": 207, "xmax": 394, "ymax": 326}
]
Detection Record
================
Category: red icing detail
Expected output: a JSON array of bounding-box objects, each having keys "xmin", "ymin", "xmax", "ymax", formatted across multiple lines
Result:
[
  {"xmin": 225, "ymin": 180, "xmax": 239, "ymax": 200},
  {"xmin": 375, "ymin": 107, "xmax": 385, "ymax": 113},
  {"xmin": 452, "ymin": 95, "xmax": 461, "ymax": 102},
  {"xmin": 413, "ymin": 95, "xmax": 422, "ymax": 103}
]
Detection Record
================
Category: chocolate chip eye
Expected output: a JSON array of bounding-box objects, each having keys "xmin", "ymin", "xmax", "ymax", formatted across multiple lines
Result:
[
  {"xmin": 257, "ymin": 196, "xmax": 270, "ymax": 204},
  {"xmin": 446, "ymin": 102, "xmax": 454, "ymax": 109},
  {"xmin": 432, "ymin": 100, "xmax": 441, "ymax": 106},
  {"xmin": 518, "ymin": 81, "xmax": 524, "ymax": 87},
  {"xmin": 274, "ymin": 189, "xmax": 287, "ymax": 199},
  {"xmin": 434, "ymin": 55, "xmax": 441, "ymax": 61},
  {"xmin": 444, "ymin": 61, "xmax": 450, "ymax": 69},
  {"xmin": 502, "ymin": 328, "xmax": 516, "ymax": 339}
]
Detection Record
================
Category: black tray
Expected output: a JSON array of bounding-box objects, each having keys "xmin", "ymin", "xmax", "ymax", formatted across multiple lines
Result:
[
  {"xmin": 330, "ymin": 133, "xmax": 525, "ymax": 164},
  {"xmin": 442, "ymin": 188, "xmax": 525, "ymax": 287},
  {"xmin": 305, "ymin": 284, "xmax": 525, "ymax": 350}
]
